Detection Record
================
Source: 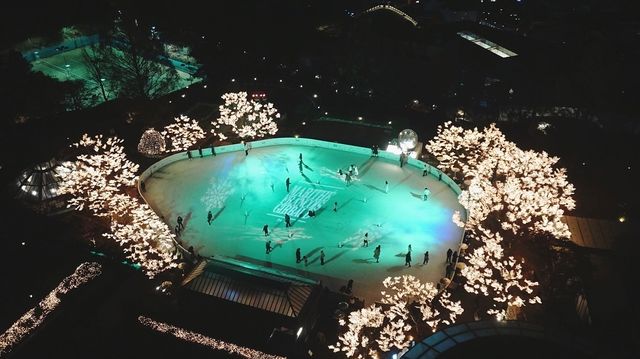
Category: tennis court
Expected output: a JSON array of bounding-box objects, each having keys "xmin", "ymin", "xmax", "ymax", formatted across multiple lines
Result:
[{"xmin": 30, "ymin": 46, "xmax": 201, "ymax": 103}]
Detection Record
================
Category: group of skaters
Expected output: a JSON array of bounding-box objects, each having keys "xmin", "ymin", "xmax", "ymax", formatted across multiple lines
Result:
[
  {"xmin": 186, "ymin": 144, "xmax": 217, "ymax": 160},
  {"xmin": 337, "ymin": 164, "xmax": 359, "ymax": 185}
]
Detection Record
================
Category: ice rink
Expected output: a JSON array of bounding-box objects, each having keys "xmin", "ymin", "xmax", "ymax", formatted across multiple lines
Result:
[{"xmin": 143, "ymin": 142, "xmax": 465, "ymax": 303}]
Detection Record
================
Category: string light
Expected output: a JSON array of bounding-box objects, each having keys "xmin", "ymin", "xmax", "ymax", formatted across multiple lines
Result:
[
  {"xmin": 138, "ymin": 316, "xmax": 285, "ymax": 359},
  {"xmin": 214, "ymin": 92, "xmax": 280, "ymax": 139},
  {"xmin": 138, "ymin": 128, "xmax": 166, "ymax": 155},
  {"xmin": 0, "ymin": 263, "xmax": 102, "ymax": 356}
]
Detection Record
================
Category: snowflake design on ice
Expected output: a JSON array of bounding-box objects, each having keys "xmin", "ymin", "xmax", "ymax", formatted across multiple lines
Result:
[{"xmin": 200, "ymin": 177, "xmax": 235, "ymax": 209}]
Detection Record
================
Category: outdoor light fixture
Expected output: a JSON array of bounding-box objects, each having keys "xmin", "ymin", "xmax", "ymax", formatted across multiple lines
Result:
[
  {"xmin": 296, "ymin": 327, "xmax": 303, "ymax": 339},
  {"xmin": 398, "ymin": 129, "xmax": 418, "ymax": 152}
]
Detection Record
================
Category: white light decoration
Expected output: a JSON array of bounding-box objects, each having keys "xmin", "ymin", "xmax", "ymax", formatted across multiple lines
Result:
[
  {"xmin": 398, "ymin": 129, "xmax": 418, "ymax": 152},
  {"xmin": 460, "ymin": 227, "xmax": 542, "ymax": 320},
  {"xmin": 214, "ymin": 92, "xmax": 280, "ymax": 139},
  {"xmin": 330, "ymin": 275, "xmax": 463, "ymax": 358},
  {"xmin": 162, "ymin": 115, "xmax": 207, "ymax": 153},
  {"xmin": 427, "ymin": 121, "xmax": 575, "ymax": 239},
  {"xmin": 0, "ymin": 262, "xmax": 102, "ymax": 356},
  {"xmin": 138, "ymin": 128, "xmax": 166, "ymax": 155},
  {"xmin": 138, "ymin": 316, "xmax": 285, "ymax": 359},
  {"xmin": 58, "ymin": 134, "xmax": 178, "ymax": 278}
]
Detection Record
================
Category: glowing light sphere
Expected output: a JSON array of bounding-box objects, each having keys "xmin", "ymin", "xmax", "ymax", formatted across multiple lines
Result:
[
  {"xmin": 398, "ymin": 129, "xmax": 418, "ymax": 152},
  {"xmin": 138, "ymin": 129, "xmax": 166, "ymax": 156}
]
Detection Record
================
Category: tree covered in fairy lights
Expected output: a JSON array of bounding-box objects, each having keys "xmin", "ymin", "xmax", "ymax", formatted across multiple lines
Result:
[
  {"xmin": 59, "ymin": 134, "xmax": 178, "ymax": 278},
  {"xmin": 427, "ymin": 121, "xmax": 575, "ymax": 239},
  {"xmin": 330, "ymin": 276, "xmax": 463, "ymax": 358},
  {"xmin": 214, "ymin": 92, "xmax": 280, "ymax": 139},
  {"xmin": 161, "ymin": 115, "xmax": 207, "ymax": 152},
  {"xmin": 460, "ymin": 227, "xmax": 541, "ymax": 321},
  {"xmin": 138, "ymin": 128, "xmax": 166, "ymax": 155}
]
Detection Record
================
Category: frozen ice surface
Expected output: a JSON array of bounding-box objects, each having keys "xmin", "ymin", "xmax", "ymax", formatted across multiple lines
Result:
[{"xmin": 144, "ymin": 143, "xmax": 465, "ymax": 304}]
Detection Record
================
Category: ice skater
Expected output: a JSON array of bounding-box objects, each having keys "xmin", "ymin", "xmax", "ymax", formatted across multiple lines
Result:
[
  {"xmin": 177, "ymin": 216, "xmax": 184, "ymax": 230},
  {"xmin": 299, "ymin": 160, "xmax": 303, "ymax": 173},
  {"xmin": 405, "ymin": 251, "xmax": 412, "ymax": 267},
  {"xmin": 320, "ymin": 250, "xmax": 326, "ymax": 265},
  {"xmin": 363, "ymin": 232, "xmax": 369, "ymax": 247},
  {"xmin": 333, "ymin": 201, "xmax": 338, "ymax": 212},
  {"xmin": 243, "ymin": 141, "xmax": 250, "ymax": 156},
  {"xmin": 423, "ymin": 187, "xmax": 431, "ymax": 201},
  {"xmin": 187, "ymin": 150, "xmax": 192, "ymax": 160},
  {"xmin": 299, "ymin": 153, "xmax": 303, "ymax": 162},
  {"xmin": 422, "ymin": 164, "xmax": 429, "ymax": 176},
  {"xmin": 263, "ymin": 224, "xmax": 269, "ymax": 236},
  {"xmin": 210, "ymin": 144, "xmax": 216, "ymax": 156},
  {"xmin": 303, "ymin": 255, "xmax": 308, "ymax": 266},
  {"xmin": 423, "ymin": 251, "xmax": 429, "ymax": 265},
  {"xmin": 266, "ymin": 240, "xmax": 272, "ymax": 254},
  {"xmin": 354, "ymin": 165, "xmax": 359, "ymax": 176},
  {"xmin": 198, "ymin": 147, "xmax": 203, "ymax": 158},
  {"xmin": 446, "ymin": 248, "xmax": 453, "ymax": 263},
  {"xmin": 207, "ymin": 210, "xmax": 213, "ymax": 225},
  {"xmin": 286, "ymin": 177, "xmax": 290, "ymax": 192},
  {"xmin": 345, "ymin": 173, "xmax": 351, "ymax": 185},
  {"xmin": 373, "ymin": 245, "xmax": 381, "ymax": 263},
  {"xmin": 284, "ymin": 214, "xmax": 292, "ymax": 228},
  {"xmin": 296, "ymin": 248, "xmax": 301, "ymax": 263},
  {"xmin": 385, "ymin": 180, "xmax": 389, "ymax": 193}
]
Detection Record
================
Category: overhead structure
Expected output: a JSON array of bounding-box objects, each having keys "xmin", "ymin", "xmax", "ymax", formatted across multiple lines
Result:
[
  {"xmin": 16, "ymin": 159, "xmax": 70, "ymax": 201},
  {"xmin": 362, "ymin": 4, "xmax": 419, "ymax": 27}
]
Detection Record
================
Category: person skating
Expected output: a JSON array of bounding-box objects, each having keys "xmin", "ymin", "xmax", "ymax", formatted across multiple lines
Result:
[
  {"xmin": 177, "ymin": 216, "xmax": 184, "ymax": 230},
  {"xmin": 423, "ymin": 251, "xmax": 429, "ymax": 265},
  {"xmin": 187, "ymin": 150, "xmax": 192, "ymax": 160},
  {"xmin": 303, "ymin": 255, "xmax": 308, "ymax": 266},
  {"xmin": 373, "ymin": 245, "xmax": 381, "ymax": 263},
  {"xmin": 286, "ymin": 177, "xmax": 290, "ymax": 192},
  {"xmin": 423, "ymin": 164, "xmax": 428, "ymax": 176},
  {"xmin": 423, "ymin": 187, "xmax": 431, "ymax": 201},
  {"xmin": 198, "ymin": 147, "xmax": 203, "ymax": 158},
  {"xmin": 296, "ymin": 248, "xmax": 301, "ymax": 263},
  {"xmin": 210, "ymin": 144, "xmax": 216, "ymax": 156},
  {"xmin": 363, "ymin": 232, "xmax": 369, "ymax": 247},
  {"xmin": 284, "ymin": 214, "xmax": 291, "ymax": 228},
  {"xmin": 446, "ymin": 248, "xmax": 453, "ymax": 263},
  {"xmin": 266, "ymin": 240, "xmax": 272, "ymax": 254},
  {"xmin": 207, "ymin": 210, "xmax": 213, "ymax": 225},
  {"xmin": 333, "ymin": 202, "xmax": 337, "ymax": 212},
  {"xmin": 263, "ymin": 224, "xmax": 269, "ymax": 236},
  {"xmin": 385, "ymin": 180, "xmax": 389, "ymax": 193},
  {"xmin": 320, "ymin": 250, "xmax": 326, "ymax": 265},
  {"xmin": 405, "ymin": 251, "xmax": 412, "ymax": 267}
]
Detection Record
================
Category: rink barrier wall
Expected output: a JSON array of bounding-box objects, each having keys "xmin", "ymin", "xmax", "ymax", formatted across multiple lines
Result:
[{"xmin": 137, "ymin": 137, "xmax": 468, "ymax": 286}]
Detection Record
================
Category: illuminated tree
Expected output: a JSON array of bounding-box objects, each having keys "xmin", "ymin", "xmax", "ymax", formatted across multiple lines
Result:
[
  {"xmin": 59, "ymin": 134, "xmax": 177, "ymax": 278},
  {"xmin": 214, "ymin": 92, "xmax": 280, "ymax": 139},
  {"xmin": 162, "ymin": 115, "xmax": 206, "ymax": 152},
  {"xmin": 138, "ymin": 128, "xmax": 166, "ymax": 155},
  {"xmin": 427, "ymin": 122, "xmax": 575, "ymax": 239},
  {"xmin": 460, "ymin": 227, "xmax": 542, "ymax": 321},
  {"xmin": 59, "ymin": 134, "xmax": 139, "ymax": 216},
  {"xmin": 330, "ymin": 275, "xmax": 463, "ymax": 358}
]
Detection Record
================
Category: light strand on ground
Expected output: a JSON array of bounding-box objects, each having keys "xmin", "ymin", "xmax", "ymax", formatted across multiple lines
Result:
[
  {"xmin": 137, "ymin": 316, "xmax": 285, "ymax": 359},
  {"xmin": 0, "ymin": 263, "xmax": 102, "ymax": 356}
]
